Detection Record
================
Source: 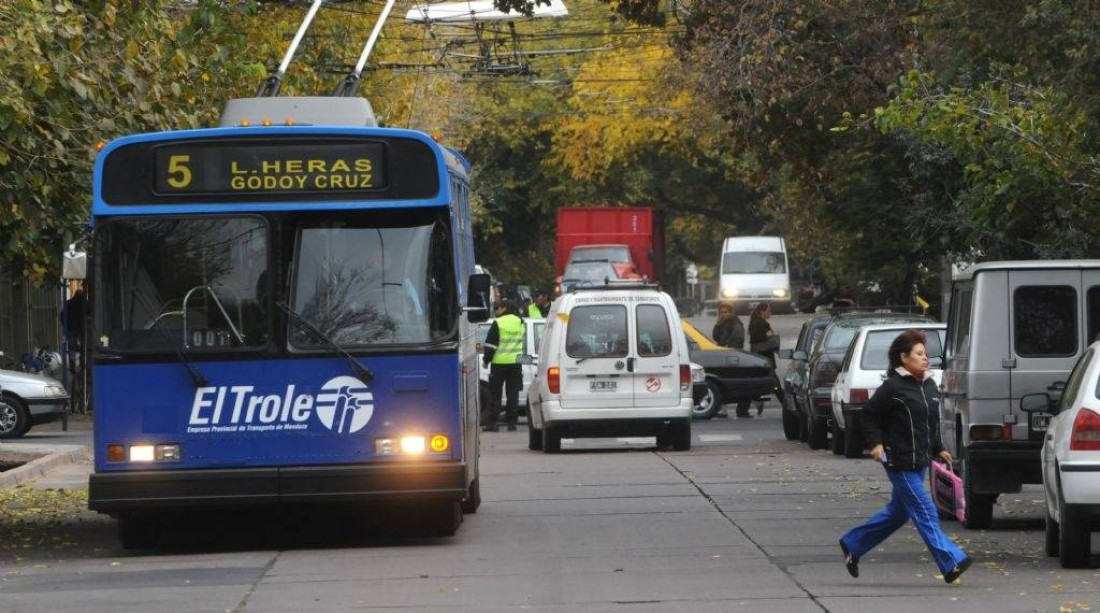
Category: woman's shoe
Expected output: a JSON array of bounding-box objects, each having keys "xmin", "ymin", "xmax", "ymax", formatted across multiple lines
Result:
[
  {"xmin": 943, "ymin": 557, "xmax": 972, "ymax": 584},
  {"xmin": 840, "ymin": 540, "xmax": 859, "ymax": 578}
]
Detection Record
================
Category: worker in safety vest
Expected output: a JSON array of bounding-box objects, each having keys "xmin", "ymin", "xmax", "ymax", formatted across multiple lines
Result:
[
  {"xmin": 526, "ymin": 289, "xmax": 550, "ymax": 319},
  {"xmin": 481, "ymin": 300, "xmax": 525, "ymax": 431}
]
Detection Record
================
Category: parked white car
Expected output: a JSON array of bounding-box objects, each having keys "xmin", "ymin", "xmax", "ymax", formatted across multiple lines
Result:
[
  {"xmin": 476, "ymin": 318, "xmax": 547, "ymax": 414},
  {"xmin": 528, "ymin": 282, "xmax": 693, "ymax": 453},
  {"xmin": 1027, "ymin": 340, "xmax": 1100, "ymax": 568},
  {"xmin": 0, "ymin": 365, "xmax": 70, "ymax": 439},
  {"xmin": 830, "ymin": 323, "xmax": 947, "ymax": 458}
]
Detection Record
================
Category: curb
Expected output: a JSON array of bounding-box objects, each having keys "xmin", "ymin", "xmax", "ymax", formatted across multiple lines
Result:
[{"xmin": 0, "ymin": 445, "xmax": 89, "ymax": 489}]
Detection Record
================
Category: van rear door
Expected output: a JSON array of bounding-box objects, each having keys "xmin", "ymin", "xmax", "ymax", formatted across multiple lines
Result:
[
  {"xmin": 631, "ymin": 302, "xmax": 681, "ymax": 408},
  {"xmin": 559, "ymin": 302, "xmax": 633, "ymax": 409},
  {"xmin": 1008, "ymin": 270, "xmax": 1083, "ymax": 422}
]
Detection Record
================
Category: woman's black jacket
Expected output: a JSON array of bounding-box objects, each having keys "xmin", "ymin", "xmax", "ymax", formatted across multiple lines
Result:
[{"xmin": 858, "ymin": 370, "xmax": 944, "ymax": 470}]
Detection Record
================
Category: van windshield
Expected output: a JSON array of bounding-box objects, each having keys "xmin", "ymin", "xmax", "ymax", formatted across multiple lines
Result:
[{"xmin": 722, "ymin": 252, "xmax": 786, "ymax": 274}]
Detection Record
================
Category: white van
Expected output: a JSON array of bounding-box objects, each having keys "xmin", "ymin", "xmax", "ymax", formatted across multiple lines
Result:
[
  {"xmin": 942, "ymin": 260, "xmax": 1100, "ymax": 529},
  {"xmin": 719, "ymin": 236, "xmax": 793, "ymax": 314},
  {"xmin": 527, "ymin": 282, "xmax": 693, "ymax": 453}
]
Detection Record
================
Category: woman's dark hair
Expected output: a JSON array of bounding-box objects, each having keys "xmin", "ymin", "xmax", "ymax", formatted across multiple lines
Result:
[
  {"xmin": 718, "ymin": 301, "xmax": 735, "ymax": 314},
  {"xmin": 749, "ymin": 301, "xmax": 769, "ymax": 326},
  {"xmin": 887, "ymin": 329, "xmax": 929, "ymax": 377}
]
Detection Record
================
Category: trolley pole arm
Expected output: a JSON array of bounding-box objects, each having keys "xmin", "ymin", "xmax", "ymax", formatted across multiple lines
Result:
[
  {"xmin": 333, "ymin": 0, "xmax": 398, "ymax": 97},
  {"xmin": 257, "ymin": 0, "xmax": 326, "ymax": 97}
]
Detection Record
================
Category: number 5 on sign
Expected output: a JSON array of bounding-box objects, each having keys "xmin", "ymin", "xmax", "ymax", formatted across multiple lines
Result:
[{"xmin": 166, "ymin": 155, "xmax": 192, "ymax": 188}]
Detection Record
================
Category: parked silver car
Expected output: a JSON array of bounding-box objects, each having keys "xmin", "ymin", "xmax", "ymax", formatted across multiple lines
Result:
[{"xmin": 0, "ymin": 365, "xmax": 70, "ymax": 438}]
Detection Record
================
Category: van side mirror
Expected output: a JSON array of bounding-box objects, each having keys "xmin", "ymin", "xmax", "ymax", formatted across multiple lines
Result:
[
  {"xmin": 792, "ymin": 350, "xmax": 808, "ymax": 361},
  {"xmin": 777, "ymin": 349, "xmax": 793, "ymax": 360},
  {"xmin": 929, "ymin": 356, "xmax": 943, "ymax": 369},
  {"xmin": 465, "ymin": 273, "xmax": 492, "ymax": 323},
  {"xmin": 517, "ymin": 354, "xmax": 535, "ymax": 366},
  {"xmin": 1020, "ymin": 393, "xmax": 1052, "ymax": 413}
]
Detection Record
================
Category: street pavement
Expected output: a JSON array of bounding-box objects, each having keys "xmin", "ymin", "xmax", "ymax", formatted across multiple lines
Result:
[{"xmin": 0, "ymin": 315, "xmax": 1096, "ymax": 612}]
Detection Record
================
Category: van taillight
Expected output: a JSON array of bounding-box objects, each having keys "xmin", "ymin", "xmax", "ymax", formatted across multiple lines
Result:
[
  {"xmin": 680, "ymin": 364, "xmax": 690, "ymax": 392},
  {"xmin": 548, "ymin": 367, "xmax": 560, "ymax": 394},
  {"xmin": 1069, "ymin": 409, "xmax": 1100, "ymax": 451},
  {"xmin": 849, "ymin": 388, "xmax": 870, "ymax": 404}
]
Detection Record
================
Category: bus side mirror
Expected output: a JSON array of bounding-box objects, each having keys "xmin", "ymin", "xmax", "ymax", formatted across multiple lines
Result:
[
  {"xmin": 466, "ymin": 273, "xmax": 492, "ymax": 323},
  {"xmin": 63, "ymin": 245, "xmax": 87, "ymax": 280}
]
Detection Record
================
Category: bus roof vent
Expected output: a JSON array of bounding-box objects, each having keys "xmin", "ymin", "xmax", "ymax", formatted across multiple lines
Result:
[{"xmin": 218, "ymin": 96, "xmax": 378, "ymax": 128}]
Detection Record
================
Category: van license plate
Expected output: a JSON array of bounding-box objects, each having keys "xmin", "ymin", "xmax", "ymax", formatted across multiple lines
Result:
[
  {"xmin": 590, "ymin": 380, "xmax": 617, "ymax": 392},
  {"xmin": 1031, "ymin": 413, "xmax": 1052, "ymax": 431}
]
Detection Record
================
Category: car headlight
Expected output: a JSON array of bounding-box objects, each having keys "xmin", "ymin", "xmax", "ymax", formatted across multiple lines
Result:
[
  {"xmin": 772, "ymin": 288, "xmax": 788, "ymax": 298},
  {"xmin": 691, "ymin": 364, "xmax": 706, "ymax": 383},
  {"xmin": 44, "ymin": 385, "xmax": 67, "ymax": 397}
]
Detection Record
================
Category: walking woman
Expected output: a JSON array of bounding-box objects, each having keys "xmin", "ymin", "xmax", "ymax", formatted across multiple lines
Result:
[
  {"xmin": 748, "ymin": 302, "xmax": 785, "ymax": 416},
  {"xmin": 839, "ymin": 329, "xmax": 972, "ymax": 584}
]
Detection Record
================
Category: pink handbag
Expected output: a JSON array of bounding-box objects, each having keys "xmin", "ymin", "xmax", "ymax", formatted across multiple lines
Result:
[{"xmin": 931, "ymin": 460, "xmax": 966, "ymax": 522}]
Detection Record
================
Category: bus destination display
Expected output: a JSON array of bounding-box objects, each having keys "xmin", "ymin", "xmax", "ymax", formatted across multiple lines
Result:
[{"xmin": 153, "ymin": 142, "xmax": 386, "ymax": 195}]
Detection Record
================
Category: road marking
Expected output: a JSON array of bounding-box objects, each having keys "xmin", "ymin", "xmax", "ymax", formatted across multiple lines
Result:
[{"xmin": 698, "ymin": 434, "xmax": 743, "ymax": 442}]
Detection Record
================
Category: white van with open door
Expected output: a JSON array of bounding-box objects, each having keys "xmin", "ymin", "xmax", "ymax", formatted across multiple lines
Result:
[
  {"xmin": 528, "ymin": 281, "xmax": 693, "ymax": 453},
  {"xmin": 719, "ymin": 236, "xmax": 793, "ymax": 314}
]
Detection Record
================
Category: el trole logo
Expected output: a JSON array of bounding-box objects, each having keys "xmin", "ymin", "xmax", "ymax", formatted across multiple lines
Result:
[{"xmin": 187, "ymin": 376, "xmax": 375, "ymax": 434}]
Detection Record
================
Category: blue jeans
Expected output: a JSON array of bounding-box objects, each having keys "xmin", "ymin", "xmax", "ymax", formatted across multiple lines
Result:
[{"xmin": 841, "ymin": 468, "xmax": 968, "ymax": 574}]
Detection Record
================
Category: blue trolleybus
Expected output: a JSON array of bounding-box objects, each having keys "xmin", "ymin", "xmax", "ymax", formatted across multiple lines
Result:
[{"xmin": 87, "ymin": 97, "xmax": 491, "ymax": 548}]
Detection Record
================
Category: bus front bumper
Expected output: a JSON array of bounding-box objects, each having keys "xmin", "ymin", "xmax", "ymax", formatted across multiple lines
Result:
[{"xmin": 88, "ymin": 462, "xmax": 467, "ymax": 513}]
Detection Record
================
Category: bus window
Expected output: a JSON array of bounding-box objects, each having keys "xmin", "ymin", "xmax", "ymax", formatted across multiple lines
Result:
[
  {"xmin": 95, "ymin": 216, "xmax": 269, "ymax": 352},
  {"xmin": 291, "ymin": 211, "xmax": 456, "ymax": 347}
]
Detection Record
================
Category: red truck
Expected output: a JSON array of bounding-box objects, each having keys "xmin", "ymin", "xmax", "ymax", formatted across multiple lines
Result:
[{"xmin": 555, "ymin": 207, "xmax": 666, "ymax": 285}]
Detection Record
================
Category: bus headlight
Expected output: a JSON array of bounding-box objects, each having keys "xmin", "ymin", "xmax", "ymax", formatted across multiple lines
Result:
[
  {"xmin": 130, "ymin": 445, "xmax": 155, "ymax": 462},
  {"xmin": 400, "ymin": 436, "xmax": 426, "ymax": 454},
  {"xmin": 128, "ymin": 444, "xmax": 181, "ymax": 462}
]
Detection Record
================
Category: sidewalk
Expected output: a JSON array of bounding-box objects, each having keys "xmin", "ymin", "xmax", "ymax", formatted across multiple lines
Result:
[{"xmin": 0, "ymin": 413, "xmax": 93, "ymax": 490}]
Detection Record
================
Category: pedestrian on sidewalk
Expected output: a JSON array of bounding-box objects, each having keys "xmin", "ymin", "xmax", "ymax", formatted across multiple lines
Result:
[
  {"xmin": 839, "ymin": 329, "xmax": 972, "ymax": 584},
  {"xmin": 748, "ymin": 302, "xmax": 784, "ymax": 416}
]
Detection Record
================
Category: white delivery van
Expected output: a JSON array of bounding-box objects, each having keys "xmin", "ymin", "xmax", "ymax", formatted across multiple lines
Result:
[
  {"xmin": 718, "ymin": 236, "xmax": 793, "ymax": 314},
  {"xmin": 527, "ymin": 281, "xmax": 693, "ymax": 453}
]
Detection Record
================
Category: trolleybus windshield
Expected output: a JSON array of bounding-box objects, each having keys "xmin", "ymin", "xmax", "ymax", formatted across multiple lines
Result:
[
  {"xmin": 95, "ymin": 216, "xmax": 269, "ymax": 353},
  {"xmin": 290, "ymin": 210, "xmax": 457, "ymax": 347}
]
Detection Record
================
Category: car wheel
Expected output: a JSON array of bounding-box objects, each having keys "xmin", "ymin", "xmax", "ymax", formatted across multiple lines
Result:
[
  {"xmin": 1058, "ymin": 488, "xmax": 1090, "ymax": 568},
  {"xmin": 528, "ymin": 419, "xmax": 543, "ymax": 451},
  {"xmin": 692, "ymin": 380, "xmax": 723, "ymax": 420},
  {"xmin": 781, "ymin": 397, "xmax": 801, "ymax": 441},
  {"xmin": 460, "ymin": 477, "xmax": 481, "ymax": 514},
  {"xmin": 830, "ymin": 420, "xmax": 845, "ymax": 455},
  {"xmin": 844, "ymin": 420, "xmax": 863, "ymax": 459},
  {"xmin": 1044, "ymin": 506, "xmax": 1059, "ymax": 557},
  {"xmin": 961, "ymin": 455, "xmax": 994, "ymax": 530},
  {"xmin": 807, "ymin": 414, "xmax": 827, "ymax": 450},
  {"xmin": 542, "ymin": 426, "xmax": 561, "ymax": 454},
  {"xmin": 118, "ymin": 513, "xmax": 161, "ymax": 550},
  {"xmin": 0, "ymin": 396, "xmax": 28, "ymax": 440},
  {"xmin": 671, "ymin": 419, "xmax": 692, "ymax": 451}
]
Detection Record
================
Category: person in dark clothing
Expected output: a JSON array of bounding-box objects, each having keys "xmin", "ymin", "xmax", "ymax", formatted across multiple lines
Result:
[
  {"xmin": 839, "ymin": 330, "xmax": 971, "ymax": 584},
  {"xmin": 481, "ymin": 300, "xmax": 525, "ymax": 432},
  {"xmin": 711, "ymin": 301, "xmax": 745, "ymax": 350},
  {"xmin": 748, "ymin": 302, "xmax": 785, "ymax": 415},
  {"xmin": 61, "ymin": 289, "xmax": 86, "ymax": 348}
]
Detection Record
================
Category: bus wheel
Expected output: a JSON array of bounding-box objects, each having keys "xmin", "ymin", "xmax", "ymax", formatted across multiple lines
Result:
[
  {"xmin": 461, "ymin": 477, "xmax": 481, "ymax": 514},
  {"xmin": 118, "ymin": 513, "xmax": 161, "ymax": 550},
  {"xmin": 424, "ymin": 502, "xmax": 461, "ymax": 538}
]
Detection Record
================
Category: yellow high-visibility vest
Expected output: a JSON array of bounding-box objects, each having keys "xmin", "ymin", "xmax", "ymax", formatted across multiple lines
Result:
[{"xmin": 491, "ymin": 314, "xmax": 524, "ymax": 365}]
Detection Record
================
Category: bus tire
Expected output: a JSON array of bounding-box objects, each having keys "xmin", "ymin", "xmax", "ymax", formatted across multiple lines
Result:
[
  {"xmin": 118, "ymin": 513, "xmax": 161, "ymax": 550},
  {"xmin": 424, "ymin": 501, "xmax": 462, "ymax": 538},
  {"xmin": 542, "ymin": 426, "xmax": 561, "ymax": 454},
  {"xmin": 461, "ymin": 477, "xmax": 481, "ymax": 514}
]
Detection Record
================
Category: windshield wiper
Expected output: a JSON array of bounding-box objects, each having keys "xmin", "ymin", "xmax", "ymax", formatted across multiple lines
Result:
[
  {"xmin": 146, "ymin": 321, "xmax": 209, "ymax": 388},
  {"xmin": 277, "ymin": 302, "xmax": 374, "ymax": 384}
]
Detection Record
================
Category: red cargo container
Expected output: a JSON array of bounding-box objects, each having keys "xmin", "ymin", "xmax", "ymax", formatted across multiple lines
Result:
[{"xmin": 555, "ymin": 207, "xmax": 666, "ymax": 283}]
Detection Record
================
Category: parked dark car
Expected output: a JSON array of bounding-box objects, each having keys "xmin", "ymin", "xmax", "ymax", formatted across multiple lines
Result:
[
  {"xmin": 795, "ymin": 311, "xmax": 936, "ymax": 450},
  {"xmin": 778, "ymin": 313, "xmax": 836, "ymax": 441},
  {"xmin": 682, "ymin": 321, "xmax": 775, "ymax": 419},
  {"xmin": 674, "ymin": 297, "xmax": 702, "ymax": 317}
]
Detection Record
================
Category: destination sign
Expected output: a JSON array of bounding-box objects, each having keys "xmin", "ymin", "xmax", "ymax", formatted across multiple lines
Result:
[{"xmin": 153, "ymin": 142, "xmax": 386, "ymax": 195}]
